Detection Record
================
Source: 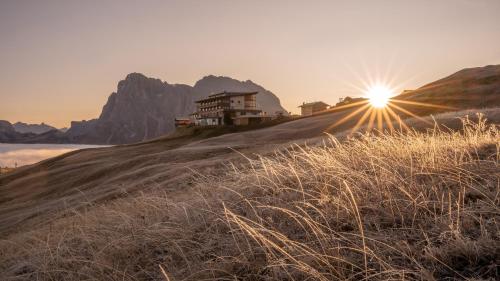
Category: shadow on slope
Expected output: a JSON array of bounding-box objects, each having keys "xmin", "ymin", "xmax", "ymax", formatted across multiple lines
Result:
[
  {"xmin": 1, "ymin": 107, "xmax": 499, "ymax": 236},
  {"xmin": 1, "ymin": 113, "xmax": 498, "ymax": 280}
]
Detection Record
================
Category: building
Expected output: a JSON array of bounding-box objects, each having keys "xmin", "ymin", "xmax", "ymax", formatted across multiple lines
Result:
[
  {"xmin": 174, "ymin": 117, "xmax": 192, "ymax": 128},
  {"xmin": 193, "ymin": 91, "xmax": 265, "ymax": 126},
  {"xmin": 299, "ymin": 101, "xmax": 329, "ymax": 116}
]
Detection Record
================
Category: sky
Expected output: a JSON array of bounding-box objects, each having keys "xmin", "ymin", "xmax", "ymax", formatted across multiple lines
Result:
[{"xmin": 1, "ymin": 0, "xmax": 499, "ymax": 128}]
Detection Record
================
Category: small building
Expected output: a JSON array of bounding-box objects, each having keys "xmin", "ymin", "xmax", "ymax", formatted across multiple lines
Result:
[
  {"xmin": 174, "ymin": 117, "xmax": 192, "ymax": 128},
  {"xmin": 194, "ymin": 91, "xmax": 264, "ymax": 126},
  {"xmin": 299, "ymin": 101, "xmax": 329, "ymax": 116}
]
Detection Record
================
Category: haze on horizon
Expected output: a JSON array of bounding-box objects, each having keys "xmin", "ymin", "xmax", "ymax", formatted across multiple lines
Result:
[{"xmin": 1, "ymin": 0, "xmax": 499, "ymax": 128}]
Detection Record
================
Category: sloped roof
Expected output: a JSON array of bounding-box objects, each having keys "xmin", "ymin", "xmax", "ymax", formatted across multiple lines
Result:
[
  {"xmin": 208, "ymin": 91, "xmax": 257, "ymax": 98},
  {"xmin": 298, "ymin": 101, "xmax": 329, "ymax": 108},
  {"xmin": 196, "ymin": 91, "xmax": 258, "ymax": 103}
]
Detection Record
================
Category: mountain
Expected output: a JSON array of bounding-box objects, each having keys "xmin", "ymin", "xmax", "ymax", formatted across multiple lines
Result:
[
  {"xmin": 396, "ymin": 64, "xmax": 500, "ymax": 115},
  {"xmin": 12, "ymin": 122, "xmax": 57, "ymax": 134},
  {"xmin": 0, "ymin": 120, "xmax": 37, "ymax": 143},
  {"xmin": 193, "ymin": 75, "xmax": 287, "ymax": 115},
  {"xmin": 65, "ymin": 73, "xmax": 195, "ymax": 144},
  {"xmin": 3, "ymin": 65, "xmax": 499, "ymax": 145},
  {"xmin": 0, "ymin": 120, "xmax": 70, "ymax": 144},
  {"xmin": 0, "ymin": 120, "xmax": 23, "ymax": 142},
  {"xmin": 0, "ymin": 120, "xmax": 15, "ymax": 134},
  {"xmin": 65, "ymin": 73, "xmax": 288, "ymax": 144}
]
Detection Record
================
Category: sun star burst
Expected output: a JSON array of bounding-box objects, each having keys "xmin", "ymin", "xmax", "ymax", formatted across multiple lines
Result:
[
  {"xmin": 324, "ymin": 81, "xmax": 456, "ymax": 135},
  {"xmin": 365, "ymin": 84, "xmax": 392, "ymax": 108}
]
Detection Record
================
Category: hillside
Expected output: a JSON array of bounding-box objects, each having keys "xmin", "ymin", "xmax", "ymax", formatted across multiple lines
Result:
[
  {"xmin": 0, "ymin": 108, "xmax": 498, "ymax": 280},
  {"xmin": 1, "ymin": 106, "xmax": 499, "ymax": 236},
  {"xmin": 2, "ymin": 65, "xmax": 500, "ymax": 234},
  {"xmin": 0, "ymin": 109, "xmax": 358, "ymax": 235},
  {"xmin": 397, "ymin": 64, "xmax": 500, "ymax": 114},
  {"xmin": 1, "ymin": 65, "xmax": 500, "ymax": 280},
  {"xmin": 2, "ymin": 65, "xmax": 499, "ymax": 145}
]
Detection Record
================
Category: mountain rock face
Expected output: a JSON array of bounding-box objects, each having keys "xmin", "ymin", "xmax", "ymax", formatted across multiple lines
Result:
[
  {"xmin": 6, "ymin": 65, "xmax": 498, "ymax": 145},
  {"xmin": 66, "ymin": 74, "xmax": 195, "ymax": 144},
  {"xmin": 0, "ymin": 120, "xmax": 70, "ymax": 143},
  {"xmin": 0, "ymin": 120, "xmax": 15, "ymax": 134},
  {"xmin": 0, "ymin": 120, "xmax": 31, "ymax": 143},
  {"xmin": 0, "ymin": 120, "xmax": 21, "ymax": 143},
  {"xmin": 193, "ymin": 75, "xmax": 286, "ymax": 115},
  {"xmin": 12, "ymin": 122, "xmax": 57, "ymax": 134},
  {"xmin": 65, "ymin": 73, "xmax": 288, "ymax": 144}
]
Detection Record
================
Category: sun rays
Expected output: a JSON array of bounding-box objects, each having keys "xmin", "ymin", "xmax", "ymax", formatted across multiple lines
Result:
[
  {"xmin": 325, "ymin": 61, "xmax": 458, "ymax": 135},
  {"xmin": 324, "ymin": 92, "xmax": 456, "ymax": 135}
]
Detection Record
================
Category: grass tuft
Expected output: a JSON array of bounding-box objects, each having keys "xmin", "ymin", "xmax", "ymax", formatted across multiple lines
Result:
[{"xmin": 1, "ymin": 114, "xmax": 498, "ymax": 280}]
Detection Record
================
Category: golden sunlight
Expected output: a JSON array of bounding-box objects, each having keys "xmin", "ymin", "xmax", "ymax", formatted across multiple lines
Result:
[
  {"xmin": 325, "ymin": 79, "xmax": 456, "ymax": 135},
  {"xmin": 365, "ymin": 85, "xmax": 392, "ymax": 108}
]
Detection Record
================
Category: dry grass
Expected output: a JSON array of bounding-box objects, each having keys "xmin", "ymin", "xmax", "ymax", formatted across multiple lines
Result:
[
  {"xmin": 0, "ymin": 167, "xmax": 15, "ymax": 175},
  {"xmin": 1, "ymin": 114, "xmax": 499, "ymax": 280}
]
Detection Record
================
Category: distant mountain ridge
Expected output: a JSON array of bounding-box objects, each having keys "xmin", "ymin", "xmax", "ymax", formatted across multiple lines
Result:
[
  {"xmin": 2, "ymin": 65, "xmax": 499, "ymax": 144},
  {"xmin": 0, "ymin": 121, "xmax": 23, "ymax": 143},
  {"xmin": 0, "ymin": 120, "xmax": 69, "ymax": 143},
  {"xmin": 1, "ymin": 73, "xmax": 287, "ymax": 144},
  {"xmin": 64, "ymin": 74, "xmax": 288, "ymax": 144},
  {"xmin": 12, "ymin": 122, "xmax": 58, "ymax": 134}
]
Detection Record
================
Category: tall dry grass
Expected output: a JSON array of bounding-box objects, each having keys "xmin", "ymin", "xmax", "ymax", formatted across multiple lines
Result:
[{"xmin": 1, "ymin": 114, "xmax": 498, "ymax": 280}]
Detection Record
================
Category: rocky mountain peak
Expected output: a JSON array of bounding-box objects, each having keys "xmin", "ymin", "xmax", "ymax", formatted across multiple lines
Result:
[
  {"xmin": 194, "ymin": 75, "xmax": 231, "ymax": 89},
  {"xmin": 13, "ymin": 73, "xmax": 287, "ymax": 144},
  {"xmin": 193, "ymin": 75, "xmax": 286, "ymax": 115},
  {"xmin": 12, "ymin": 122, "xmax": 57, "ymax": 134},
  {"xmin": 0, "ymin": 120, "xmax": 14, "ymax": 133},
  {"xmin": 125, "ymin": 72, "xmax": 148, "ymax": 81},
  {"xmin": 117, "ymin": 73, "xmax": 167, "ymax": 94}
]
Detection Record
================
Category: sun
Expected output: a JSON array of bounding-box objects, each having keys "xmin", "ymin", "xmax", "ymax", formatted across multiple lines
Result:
[
  {"xmin": 366, "ymin": 85, "xmax": 392, "ymax": 108},
  {"xmin": 324, "ymin": 71, "xmax": 457, "ymax": 135}
]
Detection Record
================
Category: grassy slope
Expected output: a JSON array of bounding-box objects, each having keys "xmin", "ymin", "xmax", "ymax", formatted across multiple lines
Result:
[
  {"xmin": 1, "ymin": 107, "xmax": 500, "ymax": 236},
  {"xmin": 0, "ymin": 167, "xmax": 14, "ymax": 174},
  {"xmin": 2, "ymin": 65, "xmax": 500, "ymax": 236},
  {"xmin": 1, "ymin": 64, "xmax": 499, "ymax": 279},
  {"xmin": 1, "ymin": 112, "xmax": 498, "ymax": 280},
  {"xmin": 396, "ymin": 64, "xmax": 500, "ymax": 116},
  {"xmin": 0, "ymin": 110, "xmax": 358, "ymax": 235}
]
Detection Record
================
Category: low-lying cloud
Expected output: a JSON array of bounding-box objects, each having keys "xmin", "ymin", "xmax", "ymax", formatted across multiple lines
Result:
[{"xmin": 0, "ymin": 144, "xmax": 106, "ymax": 167}]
